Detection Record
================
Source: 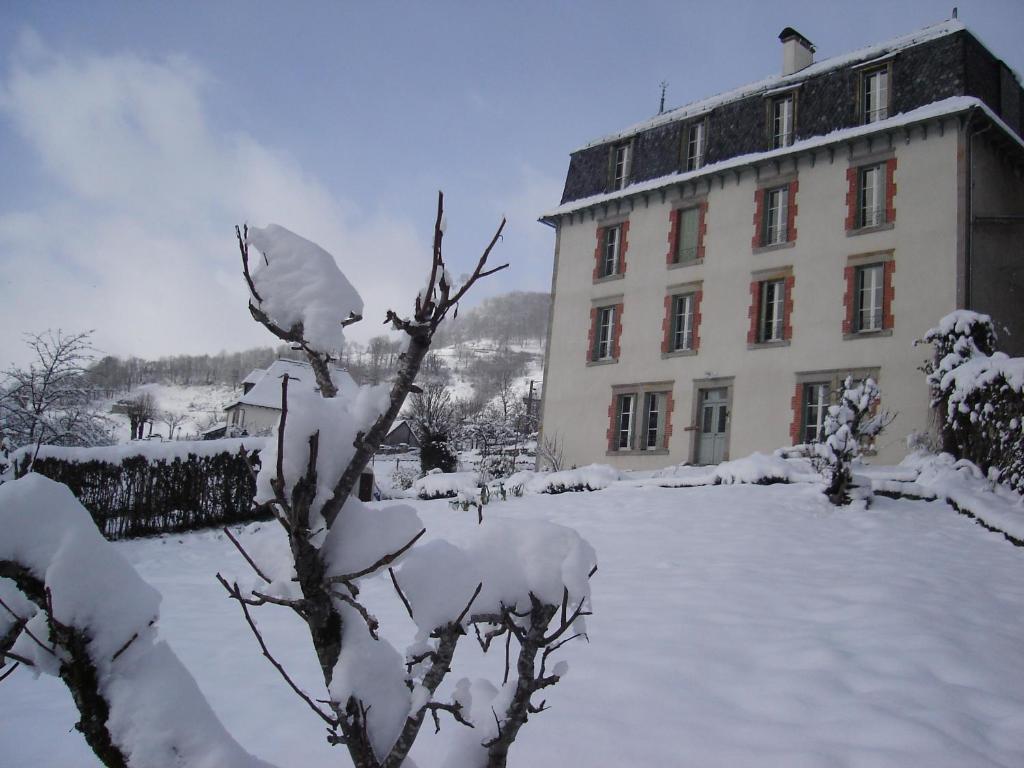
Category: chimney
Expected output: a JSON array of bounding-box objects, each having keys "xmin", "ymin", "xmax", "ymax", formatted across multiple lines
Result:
[{"xmin": 779, "ymin": 27, "xmax": 815, "ymax": 76}]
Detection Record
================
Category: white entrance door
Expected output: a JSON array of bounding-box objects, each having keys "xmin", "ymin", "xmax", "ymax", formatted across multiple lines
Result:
[{"xmin": 697, "ymin": 387, "xmax": 729, "ymax": 465}]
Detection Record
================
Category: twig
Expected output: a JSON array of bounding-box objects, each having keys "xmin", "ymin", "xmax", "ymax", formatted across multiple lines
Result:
[
  {"xmin": 0, "ymin": 661, "xmax": 20, "ymax": 682},
  {"xmin": 424, "ymin": 701, "xmax": 474, "ymax": 734},
  {"xmin": 223, "ymin": 526, "xmax": 272, "ymax": 583},
  {"xmin": 328, "ymin": 588, "xmax": 380, "ymax": 640},
  {"xmin": 110, "ymin": 632, "xmax": 139, "ymax": 663},
  {"xmin": 0, "ymin": 596, "xmax": 53, "ymax": 656},
  {"xmin": 327, "ymin": 528, "xmax": 426, "ymax": 583},
  {"xmin": 389, "ymin": 568, "xmax": 414, "ymax": 621},
  {"xmin": 454, "ymin": 582, "xmax": 483, "ymax": 627},
  {"xmin": 3, "ymin": 651, "xmax": 34, "ymax": 667},
  {"xmin": 218, "ymin": 577, "xmax": 336, "ymax": 726},
  {"xmin": 236, "ymin": 224, "xmax": 263, "ymax": 302}
]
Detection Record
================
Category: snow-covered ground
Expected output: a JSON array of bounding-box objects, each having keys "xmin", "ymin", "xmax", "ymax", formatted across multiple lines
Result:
[
  {"xmin": 4, "ymin": 479, "xmax": 1024, "ymax": 767},
  {"xmin": 101, "ymin": 383, "xmax": 237, "ymax": 442}
]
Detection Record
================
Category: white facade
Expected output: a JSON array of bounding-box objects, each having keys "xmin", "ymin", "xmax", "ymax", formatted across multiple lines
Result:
[
  {"xmin": 543, "ymin": 120, "xmax": 967, "ymax": 468},
  {"xmin": 538, "ymin": 19, "xmax": 1024, "ymax": 471}
]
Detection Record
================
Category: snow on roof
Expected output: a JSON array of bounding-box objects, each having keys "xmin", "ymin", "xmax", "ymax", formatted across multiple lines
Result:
[
  {"xmin": 241, "ymin": 368, "xmax": 265, "ymax": 385},
  {"xmin": 227, "ymin": 359, "xmax": 356, "ymax": 410},
  {"xmin": 544, "ymin": 96, "xmax": 1011, "ymax": 219},
  {"xmin": 575, "ymin": 19, "xmax": 966, "ymax": 152}
]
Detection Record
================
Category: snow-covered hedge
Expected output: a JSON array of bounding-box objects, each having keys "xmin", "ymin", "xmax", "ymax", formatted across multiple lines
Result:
[
  {"xmin": 504, "ymin": 464, "xmax": 622, "ymax": 495},
  {"xmin": 924, "ymin": 311, "xmax": 1024, "ymax": 493},
  {"xmin": 408, "ymin": 470, "xmax": 480, "ymax": 500},
  {"xmin": 7, "ymin": 438, "xmax": 266, "ymax": 539}
]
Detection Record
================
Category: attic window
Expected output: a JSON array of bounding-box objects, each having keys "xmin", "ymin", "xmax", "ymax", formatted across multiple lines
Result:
[
  {"xmin": 862, "ymin": 65, "xmax": 891, "ymax": 124},
  {"xmin": 609, "ymin": 142, "xmax": 632, "ymax": 191},
  {"xmin": 770, "ymin": 94, "xmax": 795, "ymax": 148},
  {"xmin": 685, "ymin": 121, "xmax": 706, "ymax": 171}
]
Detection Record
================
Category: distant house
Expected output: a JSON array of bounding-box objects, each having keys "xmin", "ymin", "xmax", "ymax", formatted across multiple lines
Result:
[
  {"xmin": 382, "ymin": 419, "xmax": 419, "ymax": 449},
  {"xmin": 225, "ymin": 359, "xmax": 355, "ymax": 435}
]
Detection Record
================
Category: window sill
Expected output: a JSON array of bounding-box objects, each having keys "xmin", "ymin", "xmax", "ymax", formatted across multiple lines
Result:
[
  {"xmin": 747, "ymin": 339, "xmax": 791, "ymax": 350},
  {"xmin": 752, "ymin": 240, "xmax": 795, "ymax": 254},
  {"xmin": 668, "ymin": 258, "xmax": 703, "ymax": 270},
  {"xmin": 662, "ymin": 349, "xmax": 698, "ymax": 358},
  {"xmin": 593, "ymin": 273, "xmax": 625, "ymax": 284},
  {"xmin": 846, "ymin": 222, "xmax": 894, "ymax": 237},
  {"xmin": 842, "ymin": 328, "xmax": 893, "ymax": 341},
  {"xmin": 606, "ymin": 448, "xmax": 670, "ymax": 457},
  {"xmin": 586, "ymin": 358, "xmax": 619, "ymax": 367}
]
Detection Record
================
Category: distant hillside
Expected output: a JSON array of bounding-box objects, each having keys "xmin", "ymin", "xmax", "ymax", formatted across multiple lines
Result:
[
  {"xmin": 86, "ymin": 291, "xmax": 550, "ymax": 393},
  {"xmin": 433, "ymin": 291, "xmax": 549, "ymax": 348}
]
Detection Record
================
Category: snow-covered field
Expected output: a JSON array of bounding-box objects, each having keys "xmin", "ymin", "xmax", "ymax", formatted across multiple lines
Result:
[
  {"xmin": 4, "ymin": 479, "xmax": 1024, "ymax": 767},
  {"xmin": 102, "ymin": 383, "xmax": 237, "ymax": 442}
]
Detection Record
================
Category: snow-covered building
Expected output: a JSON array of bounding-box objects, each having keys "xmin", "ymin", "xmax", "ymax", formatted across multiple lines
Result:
[
  {"xmin": 539, "ymin": 19, "xmax": 1024, "ymax": 468},
  {"xmin": 225, "ymin": 359, "xmax": 353, "ymax": 434}
]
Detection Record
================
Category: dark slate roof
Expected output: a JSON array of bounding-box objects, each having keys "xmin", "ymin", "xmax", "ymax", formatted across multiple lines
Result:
[{"xmin": 558, "ymin": 20, "xmax": 1023, "ymax": 207}]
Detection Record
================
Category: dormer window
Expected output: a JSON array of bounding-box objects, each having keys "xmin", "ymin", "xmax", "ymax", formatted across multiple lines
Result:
[
  {"xmin": 862, "ymin": 65, "xmax": 890, "ymax": 124},
  {"xmin": 685, "ymin": 121, "xmax": 706, "ymax": 171},
  {"xmin": 771, "ymin": 94, "xmax": 795, "ymax": 148},
  {"xmin": 609, "ymin": 142, "xmax": 632, "ymax": 191}
]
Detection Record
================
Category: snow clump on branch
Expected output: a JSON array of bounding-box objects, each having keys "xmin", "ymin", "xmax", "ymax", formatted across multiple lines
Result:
[{"xmin": 246, "ymin": 224, "xmax": 364, "ymax": 354}]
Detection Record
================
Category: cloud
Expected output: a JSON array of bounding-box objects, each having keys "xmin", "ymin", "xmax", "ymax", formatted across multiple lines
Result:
[{"xmin": 0, "ymin": 31, "xmax": 426, "ymax": 367}]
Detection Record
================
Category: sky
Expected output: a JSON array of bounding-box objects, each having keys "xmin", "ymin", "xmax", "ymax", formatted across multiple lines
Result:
[{"xmin": 1, "ymin": 0, "xmax": 1022, "ymax": 368}]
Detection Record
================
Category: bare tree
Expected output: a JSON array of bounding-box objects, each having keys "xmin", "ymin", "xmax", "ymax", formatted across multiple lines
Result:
[
  {"xmin": 537, "ymin": 431, "xmax": 565, "ymax": 472},
  {"xmin": 123, "ymin": 392, "xmax": 157, "ymax": 440},
  {"xmin": 0, "ymin": 330, "xmax": 113, "ymax": 462},
  {"xmin": 226, "ymin": 192, "xmax": 594, "ymax": 767},
  {"xmin": 159, "ymin": 410, "xmax": 188, "ymax": 440}
]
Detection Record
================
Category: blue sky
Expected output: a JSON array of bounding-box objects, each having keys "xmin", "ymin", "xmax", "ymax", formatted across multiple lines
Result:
[{"xmin": 1, "ymin": 0, "xmax": 1022, "ymax": 366}]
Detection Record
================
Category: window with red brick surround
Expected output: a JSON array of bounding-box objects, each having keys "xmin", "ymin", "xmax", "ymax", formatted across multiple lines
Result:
[
  {"xmin": 661, "ymin": 289, "xmax": 702, "ymax": 353},
  {"xmin": 606, "ymin": 387, "xmax": 674, "ymax": 452},
  {"xmin": 747, "ymin": 274, "xmax": 794, "ymax": 344},
  {"xmin": 666, "ymin": 202, "xmax": 708, "ymax": 264},
  {"xmin": 842, "ymin": 259, "xmax": 895, "ymax": 334},
  {"xmin": 587, "ymin": 302, "xmax": 624, "ymax": 363},
  {"xmin": 845, "ymin": 158, "xmax": 896, "ymax": 231},
  {"xmin": 752, "ymin": 180, "xmax": 798, "ymax": 248},
  {"xmin": 593, "ymin": 221, "xmax": 629, "ymax": 280}
]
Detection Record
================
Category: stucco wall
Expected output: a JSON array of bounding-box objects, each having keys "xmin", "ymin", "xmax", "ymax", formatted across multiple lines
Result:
[{"xmin": 542, "ymin": 126, "xmax": 962, "ymax": 469}]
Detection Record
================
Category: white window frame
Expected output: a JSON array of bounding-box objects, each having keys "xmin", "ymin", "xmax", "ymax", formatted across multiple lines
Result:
[
  {"xmin": 686, "ymin": 121, "xmax": 706, "ymax": 171},
  {"xmin": 612, "ymin": 389, "xmax": 670, "ymax": 452},
  {"xmin": 616, "ymin": 393, "xmax": 636, "ymax": 449},
  {"xmin": 759, "ymin": 279, "xmax": 786, "ymax": 342},
  {"xmin": 858, "ymin": 164, "xmax": 886, "ymax": 228},
  {"xmin": 772, "ymin": 95, "xmax": 794, "ymax": 148},
  {"xmin": 855, "ymin": 263, "xmax": 884, "ymax": 332},
  {"xmin": 601, "ymin": 225, "xmax": 622, "ymax": 277},
  {"xmin": 863, "ymin": 67, "xmax": 889, "ymax": 124},
  {"xmin": 802, "ymin": 382, "xmax": 829, "ymax": 443},
  {"xmin": 764, "ymin": 186, "xmax": 789, "ymax": 245},
  {"xmin": 643, "ymin": 392, "xmax": 666, "ymax": 450},
  {"xmin": 594, "ymin": 306, "xmax": 616, "ymax": 361},
  {"xmin": 671, "ymin": 293, "xmax": 695, "ymax": 352},
  {"xmin": 611, "ymin": 143, "xmax": 632, "ymax": 190}
]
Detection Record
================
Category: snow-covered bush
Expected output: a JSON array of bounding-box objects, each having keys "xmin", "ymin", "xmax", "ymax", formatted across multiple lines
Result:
[
  {"xmin": 0, "ymin": 474, "xmax": 271, "ymax": 768},
  {"xmin": 922, "ymin": 310, "xmax": 1024, "ymax": 492},
  {"xmin": 525, "ymin": 464, "xmax": 621, "ymax": 495},
  {"xmin": 807, "ymin": 376, "xmax": 890, "ymax": 505},
  {"xmin": 410, "ymin": 469, "xmax": 480, "ymax": 500}
]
